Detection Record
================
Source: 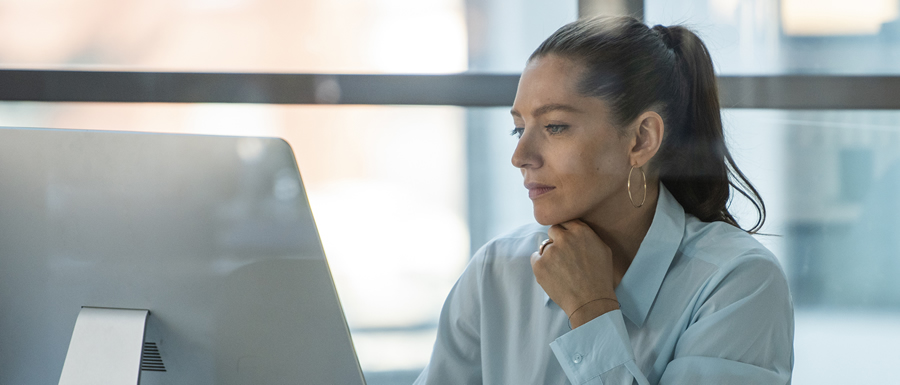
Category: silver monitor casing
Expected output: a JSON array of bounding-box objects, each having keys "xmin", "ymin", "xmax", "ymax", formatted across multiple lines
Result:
[{"xmin": 0, "ymin": 127, "xmax": 366, "ymax": 385}]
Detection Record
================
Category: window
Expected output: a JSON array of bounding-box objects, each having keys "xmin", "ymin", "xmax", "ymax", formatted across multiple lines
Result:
[{"xmin": 0, "ymin": 0, "xmax": 474, "ymax": 382}]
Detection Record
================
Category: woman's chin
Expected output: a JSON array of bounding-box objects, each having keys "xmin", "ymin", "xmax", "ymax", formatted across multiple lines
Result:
[
  {"xmin": 533, "ymin": 209, "xmax": 573, "ymax": 226},
  {"xmin": 534, "ymin": 216, "xmax": 554, "ymax": 226}
]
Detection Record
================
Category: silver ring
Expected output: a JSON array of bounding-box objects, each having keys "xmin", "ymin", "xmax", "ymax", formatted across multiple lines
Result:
[{"xmin": 539, "ymin": 238, "xmax": 553, "ymax": 255}]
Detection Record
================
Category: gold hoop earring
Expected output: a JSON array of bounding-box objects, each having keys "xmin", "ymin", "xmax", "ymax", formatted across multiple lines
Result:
[{"xmin": 628, "ymin": 165, "xmax": 646, "ymax": 208}]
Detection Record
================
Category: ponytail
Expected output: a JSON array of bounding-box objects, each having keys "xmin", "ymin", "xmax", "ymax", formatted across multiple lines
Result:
[
  {"xmin": 531, "ymin": 17, "xmax": 766, "ymax": 233},
  {"xmin": 654, "ymin": 26, "xmax": 766, "ymax": 233}
]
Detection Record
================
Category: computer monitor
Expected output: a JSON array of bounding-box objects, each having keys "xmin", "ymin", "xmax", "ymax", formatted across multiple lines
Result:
[{"xmin": 0, "ymin": 127, "xmax": 366, "ymax": 384}]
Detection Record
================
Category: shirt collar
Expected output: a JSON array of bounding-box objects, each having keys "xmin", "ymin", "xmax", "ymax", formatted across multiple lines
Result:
[{"xmin": 542, "ymin": 183, "xmax": 685, "ymax": 328}]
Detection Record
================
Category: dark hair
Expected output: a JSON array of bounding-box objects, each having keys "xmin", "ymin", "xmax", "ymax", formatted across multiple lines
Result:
[{"xmin": 530, "ymin": 16, "xmax": 765, "ymax": 233}]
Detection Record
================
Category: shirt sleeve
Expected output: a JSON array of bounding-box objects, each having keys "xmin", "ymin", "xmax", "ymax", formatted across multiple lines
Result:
[
  {"xmin": 414, "ymin": 249, "xmax": 485, "ymax": 385},
  {"xmin": 549, "ymin": 254, "xmax": 794, "ymax": 385}
]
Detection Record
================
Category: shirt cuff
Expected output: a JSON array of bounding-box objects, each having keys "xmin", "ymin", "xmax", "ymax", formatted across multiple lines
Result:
[{"xmin": 549, "ymin": 309, "xmax": 635, "ymax": 385}]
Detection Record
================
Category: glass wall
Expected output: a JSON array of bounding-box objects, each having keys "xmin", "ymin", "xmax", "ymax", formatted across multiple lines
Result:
[
  {"xmin": 0, "ymin": 0, "xmax": 467, "ymax": 73},
  {"xmin": 646, "ymin": 0, "xmax": 900, "ymax": 75}
]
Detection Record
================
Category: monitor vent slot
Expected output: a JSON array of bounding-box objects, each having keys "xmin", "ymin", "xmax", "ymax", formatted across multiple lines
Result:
[{"xmin": 141, "ymin": 342, "xmax": 167, "ymax": 372}]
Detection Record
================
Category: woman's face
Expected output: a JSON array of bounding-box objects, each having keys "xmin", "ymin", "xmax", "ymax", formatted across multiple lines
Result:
[{"xmin": 511, "ymin": 54, "xmax": 633, "ymax": 226}]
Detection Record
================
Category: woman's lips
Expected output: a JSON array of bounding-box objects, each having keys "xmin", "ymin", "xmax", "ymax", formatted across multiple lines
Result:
[{"xmin": 525, "ymin": 183, "xmax": 556, "ymax": 199}]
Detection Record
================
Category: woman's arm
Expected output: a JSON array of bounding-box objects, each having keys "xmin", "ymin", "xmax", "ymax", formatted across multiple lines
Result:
[
  {"xmin": 414, "ymin": 250, "xmax": 485, "ymax": 385},
  {"xmin": 549, "ymin": 254, "xmax": 793, "ymax": 385}
]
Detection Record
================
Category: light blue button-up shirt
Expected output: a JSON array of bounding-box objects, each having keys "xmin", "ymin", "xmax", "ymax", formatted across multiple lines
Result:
[{"xmin": 415, "ymin": 185, "xmax": 794, "ymax": 384}]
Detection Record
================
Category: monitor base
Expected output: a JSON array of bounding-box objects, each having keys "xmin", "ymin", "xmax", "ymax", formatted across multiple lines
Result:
[{"xmin": 58, "ymin": 307, "xmax": 149, "ymax": 385}]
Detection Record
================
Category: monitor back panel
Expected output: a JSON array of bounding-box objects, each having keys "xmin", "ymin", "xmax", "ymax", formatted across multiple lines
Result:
[{"xmin": 0, "ymin": 127, "xmax": 365, "ymax": 385}]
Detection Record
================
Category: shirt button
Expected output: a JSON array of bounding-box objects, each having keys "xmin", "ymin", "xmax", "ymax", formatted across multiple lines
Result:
[{"xmin": 573, "ymin": 353, "xmax": 583, "ymax": 364}]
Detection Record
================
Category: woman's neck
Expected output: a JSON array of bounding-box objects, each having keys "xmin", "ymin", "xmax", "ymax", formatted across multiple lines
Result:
[{"xmin": 581, "ymin": 181, "xmax": 660, "ymax": 286}]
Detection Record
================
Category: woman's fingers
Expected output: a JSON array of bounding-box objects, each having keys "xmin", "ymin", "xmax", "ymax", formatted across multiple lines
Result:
[
  {"xmin": 547, "ymin": 219, "xmax": 590, "ymax": 241},
  {"xmin": 530, "ymin": 251, "xmax": 541, "ymax": 266},
  {"xmin": 546, "ymin": 224, "xmax": 564, "ymax": 241}
]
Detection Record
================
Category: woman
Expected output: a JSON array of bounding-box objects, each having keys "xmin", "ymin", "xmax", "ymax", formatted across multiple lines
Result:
[{"xmin": 415, "ymin": 16, "xmax": 793, "ymax": 385}]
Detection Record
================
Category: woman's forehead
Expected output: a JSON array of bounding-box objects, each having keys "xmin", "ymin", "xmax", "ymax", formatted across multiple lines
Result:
[{"xmin": 513, "ymin": 56, "xmax": 605, "ymax": 118}]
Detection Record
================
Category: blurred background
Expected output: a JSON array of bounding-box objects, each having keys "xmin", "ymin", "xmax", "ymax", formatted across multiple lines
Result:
[{"xmin": 1, "ymin": 0, "xmax": 899, "ymax": 383}]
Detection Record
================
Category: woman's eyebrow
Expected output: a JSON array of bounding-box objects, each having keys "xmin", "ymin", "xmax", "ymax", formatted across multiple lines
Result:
[{"xmin": 510, "ymin": 103, "xmax": 583, "ymax": 118}]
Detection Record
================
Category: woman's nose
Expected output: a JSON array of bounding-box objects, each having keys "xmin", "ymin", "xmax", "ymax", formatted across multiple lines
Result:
[{"xmin": 511, "ymin": 129, "xmax": 541, "ymax": 169}]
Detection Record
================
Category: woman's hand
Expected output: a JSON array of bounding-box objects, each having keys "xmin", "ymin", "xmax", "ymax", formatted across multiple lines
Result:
[{"xmin": 530, "ymin": 219, "xmax": 620, "ymax": 328}]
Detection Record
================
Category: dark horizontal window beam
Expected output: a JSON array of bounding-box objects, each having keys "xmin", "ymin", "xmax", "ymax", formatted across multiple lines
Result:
[
  {"xmin": 1, "ymin": 70, "xmax": 899, "ymax": 109},
  {"xmin": 718, "ymin": 76, "xmax": 900, "ymax": 110},
  {"xmin": 0, "ymin": 70, "xmax": 520, "ymax": 106}
]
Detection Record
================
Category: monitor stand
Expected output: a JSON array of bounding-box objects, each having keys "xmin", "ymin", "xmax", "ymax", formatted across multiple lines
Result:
[{"xmin": 58, "ymin": 307, "xmax": 150, "ymax": 385}]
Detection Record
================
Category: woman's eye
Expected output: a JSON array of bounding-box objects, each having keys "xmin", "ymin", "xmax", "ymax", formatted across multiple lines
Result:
[
  {"xmin": 510, "ymin": 127, "xmax": 524, "ymax": 138},
  {"xmin": 545, "ymin": 124, "xmax": 568, "ymax": 134}
]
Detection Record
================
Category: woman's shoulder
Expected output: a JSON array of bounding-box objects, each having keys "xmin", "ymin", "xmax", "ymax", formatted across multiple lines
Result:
[
  {"xmin": 678, "ymin": 215, "xmax": 786, "ymax": 283},
  {"xmin": 674, "ymin": 217, "xmax": 793, "ymax": 337}
]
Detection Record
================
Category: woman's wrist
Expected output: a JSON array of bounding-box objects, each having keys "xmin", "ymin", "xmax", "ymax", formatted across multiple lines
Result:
[{"xmin": 568, "ymin": 297, "xmax": 620, "ymax": 329}]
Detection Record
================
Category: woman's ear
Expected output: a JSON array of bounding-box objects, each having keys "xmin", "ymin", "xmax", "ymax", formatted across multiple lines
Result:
[{"xmin": 629, "ymin": 110, "xmax": 664, "ymax": 167}]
